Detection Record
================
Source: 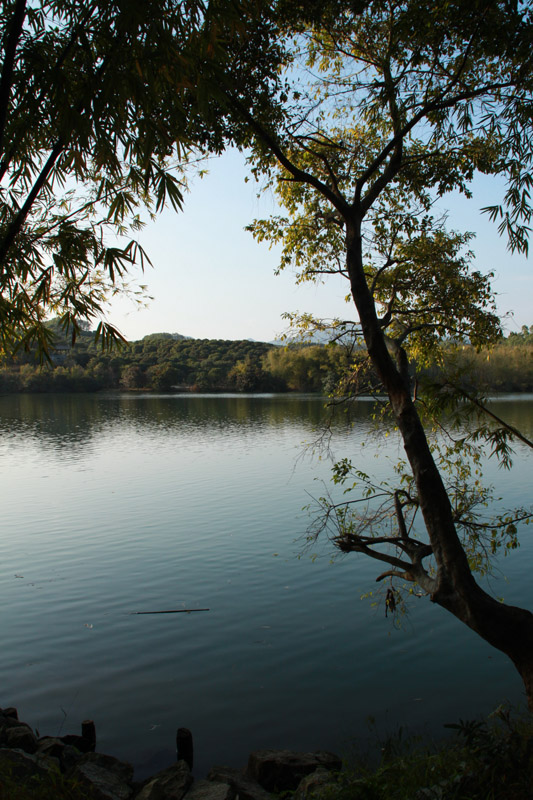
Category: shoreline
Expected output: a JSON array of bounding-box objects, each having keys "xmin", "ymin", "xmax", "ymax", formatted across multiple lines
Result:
[{"xmin": 0, "ymin": 707, "xmax": 342, "ymax": 800}]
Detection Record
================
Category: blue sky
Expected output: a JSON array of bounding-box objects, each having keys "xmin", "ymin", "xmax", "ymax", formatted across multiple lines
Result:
[{"xmin": 106, "ymin": 148, "xmax": 531, "ymax": 343}]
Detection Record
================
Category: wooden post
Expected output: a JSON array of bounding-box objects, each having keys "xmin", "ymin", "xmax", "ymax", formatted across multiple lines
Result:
[
  {"xmin": 81, "ymin": 719, "xmax": 96, "ymax": 751},
  {"xmin": 176, "ymin": 727, "xmax": 193, "ymax": 769}
]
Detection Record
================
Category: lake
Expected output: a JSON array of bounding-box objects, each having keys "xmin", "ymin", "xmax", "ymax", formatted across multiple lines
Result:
[{"xmin": 0, "ymin": 392, "xmax": 532, "ymax": 778}]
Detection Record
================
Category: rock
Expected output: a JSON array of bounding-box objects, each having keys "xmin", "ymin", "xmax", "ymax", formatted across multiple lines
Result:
[
  {"xmin": 0, "ymin": 715, "xmax": 31, "ymax": 735},
  {"xmin": 80, "ymin": 752, "xmax": 134, "ymax": 784},
  {"xmin": 69, "ymin": 752, "xmax": 135, "ymax": 800},
  {"xmin": 185, "ymin": 778, "xmax": 236, "ymax": 800},
  {"xmin": 294, "ymin": 768, "xmax": 337, "ymax": 800},
  {"xmin": 0, "ymin": 722, "xmax": 38, "ymax": 752},
  {"xmin": 37, "ymin": 736, "xmax": 65, "ymax": 761},
  {"xmin": 0, "ymin": 747, "xmax": 59, "ymax": 780},
  {"xmin": 1, "ymin": 707, "xmax": 19, "ymax": 720},
  {"xmin": 207, "ymin": 766, "xmax": 272, "ymax": 800},
  {"xmin": 61, "ymin": 744, "xmax": 86, "ymax": 772},
  {"xmin": 135, "ymin": 759, "xmax": 193, "ymax": 800},
  {"xmin": 247, "ymin": 750, "xmax": 342, "ymax": 793},
  {"xmin": 38, "ymin": 736, "xmax": 84, "ymax": 772}
]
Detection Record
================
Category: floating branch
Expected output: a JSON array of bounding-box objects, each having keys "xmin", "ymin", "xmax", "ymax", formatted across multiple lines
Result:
[{"xmin": 130, "ymin": 609, "xmax": 210, "ymax": 615}]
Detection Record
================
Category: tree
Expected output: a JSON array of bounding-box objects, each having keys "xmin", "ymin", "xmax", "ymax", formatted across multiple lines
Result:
[
  {"xmin": 120, "ymin": 363, "xmax": 144, "ymax": 390},
  {"xmin": 146, "ymin": 362, "xmax": 180, "ymax": 391},
  {"xmin": 222, "ymin": 0, "xmax": 533, "ymax": 705},
  {"xmin": 229, "ymin": 352, "xmax": 280, "ymax": 390},
  {"xmin": 0, "ymin": 0, "xmax": 281, "ymax": 355}
]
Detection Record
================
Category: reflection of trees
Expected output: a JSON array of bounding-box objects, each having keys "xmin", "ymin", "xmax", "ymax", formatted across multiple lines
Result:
[
  {"xmin": 114, "ymin": 394, "xmax": 340, "ymax": 431},
  {"xmin": 0, "ymin": 394, "xmax": 118, "ymax": 454},
  {"xmin": 488, "ymin": 399, "xmax": 533, "ymax": 442},
  {"xmin": 0, "ymin": 394, "xmax": 380, "ymax": 456},
  {"xmin": 122, "ymin": 394, "xmax": 377, "ymax": 433},
  {"xmin": 2, "ymin": 394, "xmax": 528, "ymax": 458}
]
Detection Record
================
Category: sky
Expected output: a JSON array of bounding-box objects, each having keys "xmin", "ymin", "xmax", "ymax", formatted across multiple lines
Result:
[{"xmin": 105, "ymin": 148, "xmax": 532, "ymax": 343}]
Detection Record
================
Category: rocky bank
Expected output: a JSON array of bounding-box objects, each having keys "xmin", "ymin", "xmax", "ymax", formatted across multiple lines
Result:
[{"xmin": 0, "ymin": 707, "xmax": 342, "ymax": 800}]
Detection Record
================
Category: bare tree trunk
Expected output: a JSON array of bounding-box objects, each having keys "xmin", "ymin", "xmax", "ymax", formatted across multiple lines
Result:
[{"xmin": 345, "ymin": 220, "xmax": 533, "ymax": 709}]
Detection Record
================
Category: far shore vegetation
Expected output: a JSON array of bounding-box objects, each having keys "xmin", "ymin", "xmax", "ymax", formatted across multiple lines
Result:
[{"xmin": 1, "ymin": 323, "xmax": 532, "ymax": 396}]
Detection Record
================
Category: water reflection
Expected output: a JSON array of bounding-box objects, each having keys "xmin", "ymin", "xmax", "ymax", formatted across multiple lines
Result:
[
  {"xmin": 0, "ymin": 393, "xmax": 374, "ymax": 456},
  {"xmin": 488, "ymin": 396, "xmax": 533, "ymax": 440},
  {"xmin": 1, "ymin": 391, "xmax": 532, "ymax": 462},
  {"xmin": 1, "ymin": 392, "xmax": 532, "ymax": 462}
]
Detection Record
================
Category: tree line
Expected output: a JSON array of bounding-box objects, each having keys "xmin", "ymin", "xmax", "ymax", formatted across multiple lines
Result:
[{"xmin": 1, "ymin": 326, "xmax": 532, "ymax": 395}]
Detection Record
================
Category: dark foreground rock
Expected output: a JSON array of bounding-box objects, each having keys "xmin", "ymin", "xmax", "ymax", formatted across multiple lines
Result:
[
  {"xmin": 207, "ymin": 765, "xmax": 272, "ymax": 800},
  {"xmin": 37, "ymin": 735, "xmax": 84, "ymax": 772},
  {"xmin": 1, "ymin": 722, "xmax": 38, "ymax": 753},
  {"xmin": 69, "ymin": 752, "xmax": 135, "ymax": 800},
  {"xmin": 293, "ymin": 767, "xmax": 338, "ymax": 799},
  {"xmin": 247, "ymin": 749, "xmax": 343, "ymax": 792},
  {"xmin": 135, "ymin": 760, "xmax": 193, "ymax": 800},
  {"xmin": 0, "ymin": 747, "xmax": 59, "ymax": 780},
  {"xmin": 186, "ymin": 778, "xmax": 235, "ymax": 800},
  {"xmin": 0, "ymin": 707, "xmax": 342, "ymax": 800}
]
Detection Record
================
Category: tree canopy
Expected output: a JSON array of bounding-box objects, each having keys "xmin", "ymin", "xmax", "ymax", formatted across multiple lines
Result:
[{"xmin": 0, "ymin": 0, "xmax": 281, "ymax": 354}]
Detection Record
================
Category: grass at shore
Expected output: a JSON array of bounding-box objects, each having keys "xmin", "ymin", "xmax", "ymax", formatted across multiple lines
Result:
[
  {"xmin": 332, "ymin": 707, "xmax": 533, "ymax": 800},
  {"xmin": 0, "ymin": 770, "xmax": 99, "ymax": 800}
]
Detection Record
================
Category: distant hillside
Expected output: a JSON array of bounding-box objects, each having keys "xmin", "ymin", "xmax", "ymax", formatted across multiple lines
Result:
[
  {"xmin": 141, "ymin": 332, "xmax": 191, "ymax": 342},
  {"xmin": 0, "ymin": 335, "xmax": 286, "ymax": 393},
  {"xmin": 1, "ymin": 326, "xmax": 532, "ymax": 395}
]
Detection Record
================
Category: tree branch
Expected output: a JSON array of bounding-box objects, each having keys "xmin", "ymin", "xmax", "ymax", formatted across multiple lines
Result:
[
  {"xmin": 355, "ymin": 78, "xmax": 515, "ymax": 215},
  {"xmin": 224, "ymin": 94, "xmax": 351, "ymax": 217},
  {"xmin": 337, "ymin": 530, "xmax": 436, "ymax": 592},
  {"xmin": 452, "ymin": 385, "xmax": 533, "ymax": 450},
  {"xmin": 376, "ymin": 569, "xmax": 415, "ymax": 582},
  {"xmin": 394, "ymin": 490, "xmax": 409, "ymax": 540},
  {"xmin": 0, "ymin": 3, "xmax": 101, "ymax": 183},
  {"xmin": 0, "ymin": 139, "xmax": 65, "ymax": 267},
  {"xmin": 0, "ymin": 0, "xmax": 27, "ymax": 161},
  {"xmin": 0, "ymin": 41, "xmax": 117, "ymax": 268}
]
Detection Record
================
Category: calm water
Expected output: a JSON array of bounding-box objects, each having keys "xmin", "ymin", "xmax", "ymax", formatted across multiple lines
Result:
[{"xmin": 1, "ymin": 393, "xmax": 532, "ymax": 778}]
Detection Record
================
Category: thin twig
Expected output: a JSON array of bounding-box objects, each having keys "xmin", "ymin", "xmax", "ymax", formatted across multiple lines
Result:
[{"xmin": 130, "ymin": 608, "xmax": 210, "ymax": 615}]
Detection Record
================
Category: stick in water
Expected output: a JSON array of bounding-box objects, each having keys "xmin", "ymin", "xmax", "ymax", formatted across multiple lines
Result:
[{"xmin": 130, "ymin": 609, "xmax": 210, "ymax": 615}]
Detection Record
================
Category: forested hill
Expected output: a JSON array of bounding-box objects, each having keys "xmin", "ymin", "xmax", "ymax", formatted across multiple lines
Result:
[
  {"xmin": 0, "ymin": 327, "xmax": 533, "ymax": 395},
  {"xmin": 0, "ymin": 334, "xmax": 279, "ymax": 393}
]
